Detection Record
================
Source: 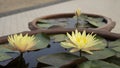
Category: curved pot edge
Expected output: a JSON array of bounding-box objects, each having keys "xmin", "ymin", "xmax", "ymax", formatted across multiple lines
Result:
[
  {"xmin": 0, "ymin": 28, "xmax": 120, "ymax": 44},
  {"xmin": 28, "ymin": 13, "xmax": 115, "ymax": 31}
]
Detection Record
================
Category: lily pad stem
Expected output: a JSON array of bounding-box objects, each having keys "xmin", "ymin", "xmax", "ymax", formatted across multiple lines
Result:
[
  {"xmin": 20, "ymin": 52, "xmax": 24, "ymax": 59},
  {"xmin": 79, "ymin": 50, "xmax": 82, "ymax": 57},
  {"xmin": 75, "ymin": 16, "xmax": 80, "ymax": 28}
]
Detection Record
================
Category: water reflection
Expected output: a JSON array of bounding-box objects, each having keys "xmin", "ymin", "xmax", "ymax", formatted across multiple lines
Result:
[{"xmin": 3, "ymin": 54, "xmax": 28, "ymax": 68}]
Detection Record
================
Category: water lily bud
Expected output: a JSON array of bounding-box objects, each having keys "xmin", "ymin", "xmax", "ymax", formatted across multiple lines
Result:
[{"xmin": 75, "ymin": 9, "xmax": 81, "ymax": 16}]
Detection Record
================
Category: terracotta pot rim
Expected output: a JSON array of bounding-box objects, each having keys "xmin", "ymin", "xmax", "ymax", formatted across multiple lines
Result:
[{"xmin": 28, "ymin": 13, "xmax": 115, "ymax": 31}]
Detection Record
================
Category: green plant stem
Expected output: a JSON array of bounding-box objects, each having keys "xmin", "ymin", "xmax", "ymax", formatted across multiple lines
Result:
[
  {"xmin": 106, "ymin": 40, "xmax": 109, "ymax": 48},
  {"xmin": 79, "ymin": 50, "xmax": 82, "ymax": 57},
  {"xmin": 75, "ymin": 16, "xmax": 80, "ymax": 28},
  {"xmin": 20, "ymin": 52, "xmax": 23, "ymax": 57}
]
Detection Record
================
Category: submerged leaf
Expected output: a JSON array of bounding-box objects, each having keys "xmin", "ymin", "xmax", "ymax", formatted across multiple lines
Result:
[{"xmin": 37, "ymin": 52, "xmax": 79, "ymax": 67}]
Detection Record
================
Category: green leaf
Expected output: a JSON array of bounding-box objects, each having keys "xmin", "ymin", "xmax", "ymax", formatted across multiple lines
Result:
[
  {"xmin": 37, "ymin": 24, "xmax": 54, "ymax": 28},
  {"xmin": 50, "ymin": 34, "xmax": 67, "ymax": 42},
  {"xmin": 37, "ymin": 52, "xmax": 79, "ymax": 67},
  {"xmin": 37, "ymin": 19, "xmax": 67, "ymax": 29},
  {"xmin": 112, "ymin": 47, "xmax": 120, "ymax": 52},
  {"xmin": 87, "ymin": 17, "xmax": 106, "ymax": 27},
  {"xmin": 108, "ymin": 39, "xmax": 120, "ymax": 48},
  {"xmin": 0, "ymin": 53, "xmax": 12, "ymax": 61},
  {"xmin": 77, "ymin": 60, "xmax": 120, "ymax": 68},
  {"xmin": 109, "ymin": 39, "xmax": 120, "ymax": 55},
  {"xmin": 0, "ymin": 44, "xmax": 19, "ymax": 53},
  {"xmin": 0, "ymin": 45, "xmax": 15, "ymax": 53},
  {"xmin": 92, "ymin": 36, "xmax": 107, "ymax": 49},
  {"xmin": 84, "ymin": 49, "xmax": 115, "ymax": 60},
  {"xmin": 33, "ymin": 33, "xmax": 50, "ymax": 50},
  {"xmin": 104, "ymin": 56, "xmax": 120, "ymax": 66},
  {"xmin": 37, "ymin": 19, "xmax": 49, "ymax": 24}
]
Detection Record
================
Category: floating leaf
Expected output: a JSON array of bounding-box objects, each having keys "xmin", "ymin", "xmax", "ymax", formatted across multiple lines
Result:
[
  {"xmin": 37, "ymin": 24, "xmax": 54, "ymax": 29},
  {"xmin": 0, "ymin": 45, "xmax": 15, "ymax": 53},
  {"xmin": 108, "ymin": 39, "xmax": 120, "ymax": 48},
  {"xmin": 87, "ymin": 17, "xmax": 106, "ymax": 27},
  {"xmin": 77, "ymin": 60, "xmax": 120, "ymax": 68},
  {"xmin": 0, "ymin": 53, "xmax": 12, "ymax": 62},
  {"xmin": 37, "ymin": 19, "xmax": 67, "ymax": 29},
  {"xmin": 37, "ymin": 19, "xmax": 49, "ymax": 24},
  {"xmin": 0, "ymin": 44, "xmax": 19, "ymax": 53},
  {"xmin": 112, "ymin": 47, "xmax": 120, "ymax": 52},
  {"xmin": 104, "ymin": 56, "xmax": 120, "ymax": 66},
  {"xmin": 116, "ymin": 53, "xmax": 120, "ymax": 57},
  {"xmin": 107, "ymin": 39, "xmax": 120, "ymax": 58},
  {"xmin": 50, "ymin": 34, "xmax": 67, "ymax": 42},
  {"xmin": 32, "ymin": 34, "xmax": 50, "ymax": 50},
  {"xmin": 84, "ymin": 49, "xmax": 115, "ymax": 60},
  {"xmin": 92, "ymin": 36, "xmax": 107, "ymax": 49},
  {"xmin": 37, "ymin": 52, "xmax": 79, "ymax": 67}
]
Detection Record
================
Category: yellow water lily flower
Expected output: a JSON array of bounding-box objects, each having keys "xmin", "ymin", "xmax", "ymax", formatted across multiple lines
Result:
[
  {"xmin": 61, "ymin": 29, "xmax": 101, "ymax": 54},
  {"xmin": 75, "ymin": 8, "xmax": 81, "ymax": 16},
  {"xmin": 8, "ymin": 34, "xmax": 36, "ymax": 52}
]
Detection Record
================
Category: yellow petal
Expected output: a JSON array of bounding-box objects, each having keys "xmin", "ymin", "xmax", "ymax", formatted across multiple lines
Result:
[
  {"xmin": 61, "ymin": 42, "xmax": 75, "ymax": 48},
  {"xmin": 70, "ymin": 48, "xmax": 80, "ymax": 53},
  {"xmin": 82, "ymin": 50, "xmax": 93, "ymax": 54},
  {"xmin": 61, "ymin": 29, "xmax": 101, "ymax": 54},
  {"xmin": 7, "ymin": 34, "xmax": 36, "ymax": 52}
]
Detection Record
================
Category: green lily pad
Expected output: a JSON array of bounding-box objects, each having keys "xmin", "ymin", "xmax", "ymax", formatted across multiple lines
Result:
[
  {"xmin": 92, "ymin": 36, "xmax": 107, "ymax": 49},
  {"xmin": 0, "ymin": 44, "xmax": 19, "ymax": 53},
  {"xmin": 37, "ymin": 19, "xmax": 67, "ymax": 29},
  {"xmin": 108, "ymin": 39, "xmax": 120, "ymax": 48},
  {"xmin": 37, "ymin": 52, "xmax": 79, "ymax": 67},
  {"xmin": 77, "ymin": 60, "xmax": 120, "ymax": 68},
  {"xmin": 84, "ymin": 49, "xmax": 115, "ymax": 60},
  {"xmin": 87, "ymin": 17, "xmax": 106, "ymax": 27},
  {"xmin": 116, "ymin": 53, "xmax": 120, "ymax": 57},
  {"xmin": 32, "ymin": 33, "xmax": 50, "ymax": 50},
  {"xmin": 50, "ymin": 34, "xmax": 67, "ymax": 42},
  {"xmin": 37, "ymin": 24, "xmax": 54, "ymax": 28},
  {"xmin": 37, "ymin": 19, "xmax": 49, "ymax": 24},
  {"xmin": 104, "ymin": 56, "xmax": 120, "ymax": 66},
  {"xmin": 0, "ymin": 53, "xmax": 12, "ymax": 62},
  {"xmin": 112, "ymin": 47, "xmax": 120, "ymax": 52}
]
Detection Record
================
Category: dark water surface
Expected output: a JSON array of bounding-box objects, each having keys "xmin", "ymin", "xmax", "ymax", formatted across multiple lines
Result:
[{"xmin": 0, "ymin": 40, "xmax": 67, "ymax": 68}]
